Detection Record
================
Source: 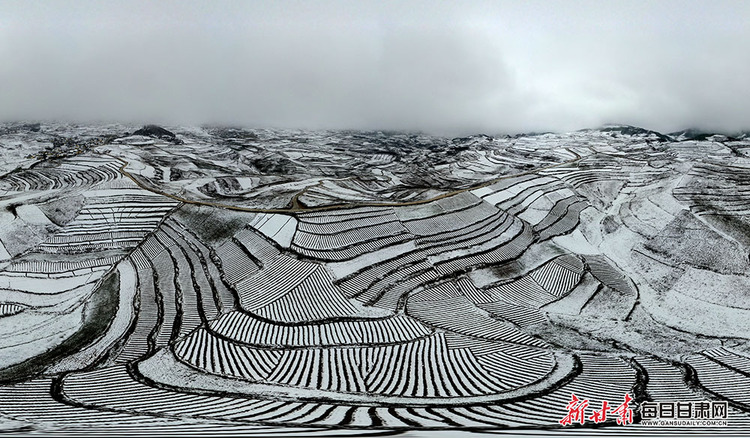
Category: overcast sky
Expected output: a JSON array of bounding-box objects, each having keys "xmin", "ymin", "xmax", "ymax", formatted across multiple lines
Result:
[{"xmin": 1, "ymin": 0, "xmax": 749, "ymax": 134}]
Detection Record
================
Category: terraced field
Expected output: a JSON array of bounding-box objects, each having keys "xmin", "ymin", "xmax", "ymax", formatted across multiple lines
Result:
[{"xmin": 1, "ymin": 123, "xmax": 749, "ymax": 435}]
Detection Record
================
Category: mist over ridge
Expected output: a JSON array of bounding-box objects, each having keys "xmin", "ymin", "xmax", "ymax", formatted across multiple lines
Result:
[{"xmin": 1, "ymin": 0, "xmax": 749, "ymax": 134}]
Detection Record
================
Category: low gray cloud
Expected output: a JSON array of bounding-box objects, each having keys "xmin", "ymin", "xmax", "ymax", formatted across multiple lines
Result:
[{"xmin": 1, "ymin": 0, "xmax": 749, "ymax": 134}]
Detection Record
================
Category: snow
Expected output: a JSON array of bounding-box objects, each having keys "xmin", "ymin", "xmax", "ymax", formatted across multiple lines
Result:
[
  {"xmin": 236, "ymin": 177, "xmax": 257, "ymax": 190},
  {"xmin": 248, "ymin": 213, "xmax": 297, "ymax": 248},
  {"xmin": 517, "ymin": 194, "xmax": 557, "ymax": 225},
  {"xmin": 16, "ymin": 205, "xmax": 54, "ymax": 227},
  {"xmin": 552, "ymin": 229, "xmax": 600, "ymax": 255},
  {"xmin": 0, "ymin": 282, "xmax": 97, "ymax": 309},
  {"xmin": 541, "ymin": 273, "xmax": 601, "ymax": 316},
  {"xmin": 327, "ymin": 240, "xmax": 416, "ymax": 280},
  {"xmin": 642, "ymin": 284, "xmax": 750, "ymax": 339},
  {"xmin": 138, "ymin": 347, "xmax": 576, "ymax": 406},
  {"xmin": 0, "ymin": 305, "xmax": 85, "ymax": 369},
  {"xmin": 428, "ymin": 219, "xmax": 522, "ymax": 264},
  {"xmin": 81, "ymin": 188, "xmax": 152, "ymax": 198},
  {"xmin": 114, "ymin": 135, "xmax": 155, "ymax": 145},
  {"xmin": 0, "ymin": 241, "xmax": 10, "ymax": 260},
  {"xmin": 0, "ymin": 271, "xmax": 103, "ymax": 294},
  {"xmin": 670, "ymin": 267, "xmax": 750, "ymax": 310},
  {"xmin": 48, "ymin": 260, "xmax": 138, "ymax": 373},
  {"xmin": 5, "ymin": 123, "xmax": 750, "ymax": 432}
]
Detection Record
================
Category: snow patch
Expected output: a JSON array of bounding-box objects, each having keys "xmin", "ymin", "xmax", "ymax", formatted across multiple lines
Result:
[{"xmin": 248, "ymin": 213, "xmax": 297, "ymax": 248}]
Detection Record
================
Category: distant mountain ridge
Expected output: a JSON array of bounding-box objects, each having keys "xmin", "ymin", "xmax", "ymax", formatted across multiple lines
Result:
[
  {"xmin": 667, "ymin": 128, "xmax": 750, "ymax": 142},
  {"xmin": 3, "ymin": 121, "xmax": 750, "ymax": 146},
  {"xmin": 594, "ymin": 124, "xmax": 673, "ymax": 142}
]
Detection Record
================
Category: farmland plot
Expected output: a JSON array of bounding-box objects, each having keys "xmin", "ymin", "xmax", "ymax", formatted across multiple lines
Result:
[{"xmin": 1, "ymin": 124, "xmax": 749, "ymax": 435}]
